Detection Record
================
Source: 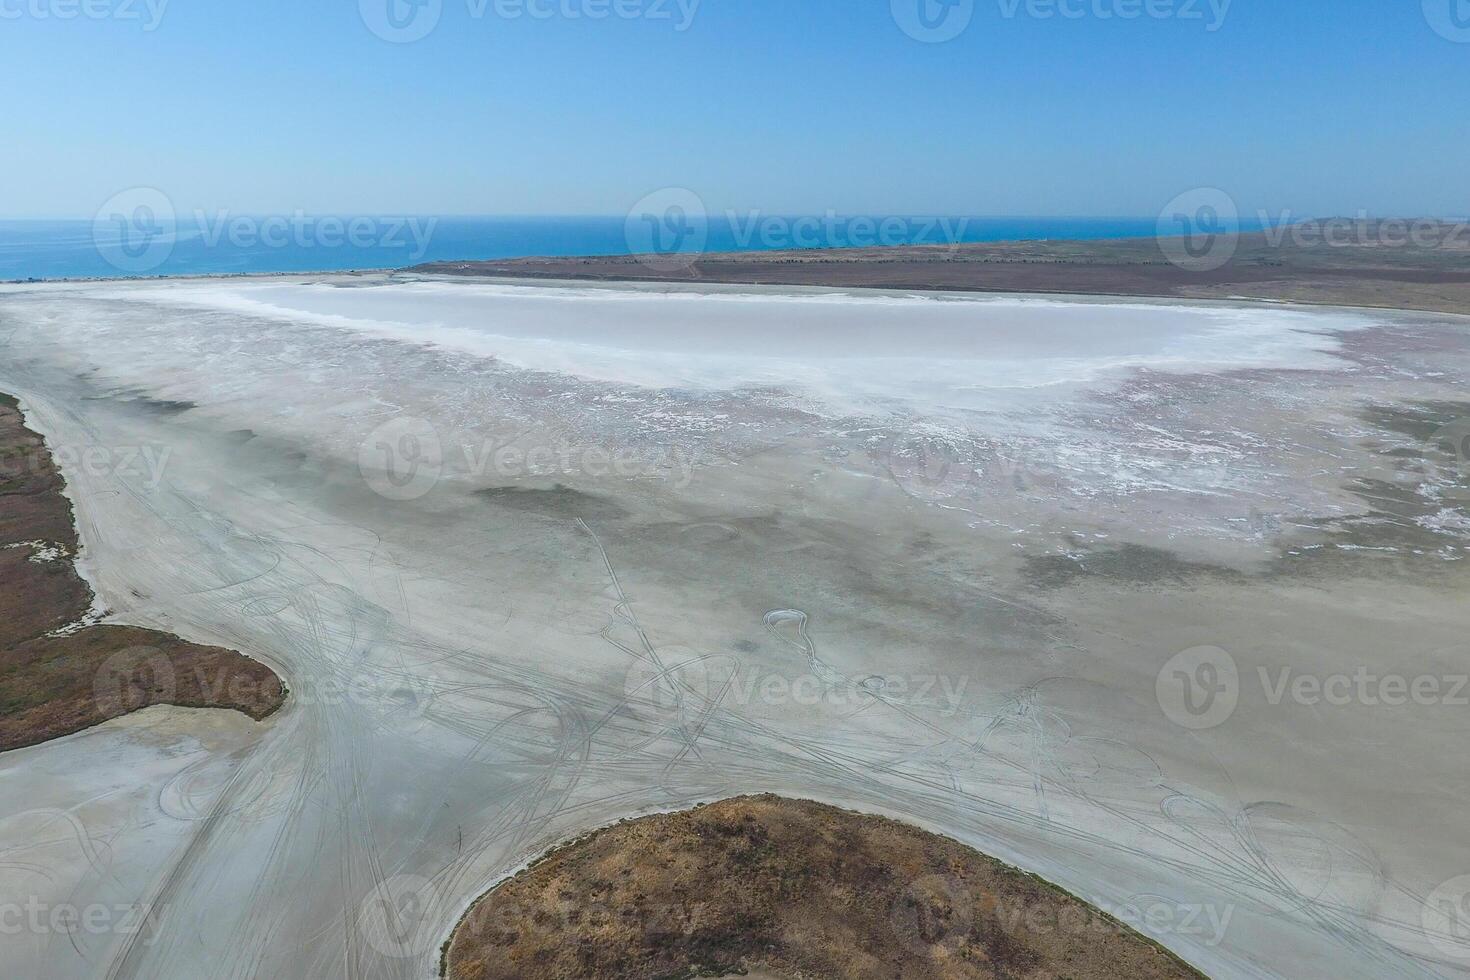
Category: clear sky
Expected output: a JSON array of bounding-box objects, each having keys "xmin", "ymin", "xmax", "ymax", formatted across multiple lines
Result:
[{"xmin": 2, "ymin": 0, "xmax": 1467, "ymax": 219}]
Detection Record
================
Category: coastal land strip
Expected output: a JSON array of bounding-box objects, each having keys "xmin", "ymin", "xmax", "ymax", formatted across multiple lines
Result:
[
  {"xmin": 413, "ymin": 220, "xmax": 1470, "ymax": 316},
  {"xmin": 0, "ymin": 391, "xmax": 284, "ymax": 752}
]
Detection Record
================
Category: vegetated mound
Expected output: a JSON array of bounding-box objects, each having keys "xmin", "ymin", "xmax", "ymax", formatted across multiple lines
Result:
[
  {"xmin": 444, "ymin": 795, "xmax": 1208, "ymax": 980},
  {"xmin": 0, "ymin": 392, "xmax": 284, "ymax": 751}
]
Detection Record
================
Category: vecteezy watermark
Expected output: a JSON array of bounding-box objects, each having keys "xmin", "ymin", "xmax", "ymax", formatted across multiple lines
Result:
[
  {"xmin": 92, "ymin": 646, "xmax": 429, "ymax": 724},
  {"xmin": 91, "ymin": 189, "xmax": 439, "ymax": 274},
  {"xmin": 0, "ymin": 0, "xmax": 168, "ymax": 30},
  {"xmin": 359, "ymin": 0, "xmax": 442, "ymax": 43},
  {"xmin": 192, "ymin": 211, "xmax": 437, "ymax": 262},
  {"xmin": 1159, "ymin": 191, "xmax": 1470, "ymax": 272},
  {"xmin": 93, "ymin": 187, "xmax": 176, "ymax": 275},
  {"xmin": 359, "ymin": 417, "xmax": 443, "ymax": 502},
  {"xmin": 888, "ymin": 875, "xmax": 1236, "ymax": 955},
  {"xmin": 1256, "ymin": 667, "xmax": 1469, "ymax": 710},
  {"xmin": 1258, "ymin": 212, "xmax": 1470, "ymax": 250},
  {"xmin": 454, "ymin": 875, "xmax": 697, "ymax": 944},
  {"xmin": 1424, "ymin": 0, "xmax": 1470, "ymax": 43},
  {"xmin": 625, "ymin": 187, "xmax": 709, "ymax": 273},
  {"xmin": 991, "ymin": 892, "xmax": 1236, "ymax": 948},
  {"xmin": 893, "ymin": 0, "xmax": 1231, "ymax": 41},
  {"xmin": 360, "ymin": 0, "xmax": 700, "ymax": 43},
  {"xmin": 267, "ymin": 667, "xmax": 434, "ymax": 720},
  {"xmin": 0, "ymin": 440, "xmax": 172, "ymax": 492},
  {"xmin": 1098, "ymin": 895, "xmax": 1235, "ymax": 948},
  {"xmin": 873, "ymin": 431, "xmax": 1058, "ymax": 502},
  {"xmin": 1156, "ymin": 645, "xmax": 1240, "ymax": 730},
  {"xmin": 1156, "ymin": 187, "xmax": 1239, "ymax": 272},
  {"xmin": 891, "ymin": 0, "xmax": 975, "ymax": 43},
  {"xmin": 93, "ymin": 646, "xmax": 177, "ymax": 721},
  {"xmin": 471, "ymin": 0, "xmax": 699, "ymax": 28},
  {"xmin": 0, "ymin": 898, "xmax": 167, "ymax": 942},
  {"xmin": 1424, "ymin": 875, "xmax": 1470, "ymax": 963},
  {"xmin": 1157, "ymin": 645, "xmax": 1469, "ymax": 730},
  {"xmin": 357, "ymin": 874, "xmax": 452, "ymax": 959},
  {"xmin": 623, "ymin": 655, "xmax": 973, "ymax": 720},
  {"xmin": 358, "ymin": 416, "xmax": 698, "ymax": 502},
  {"xmin": 625, "ymin": 191, "xmax": 978, "ymax": 272},
  {"xmin": 890, "ymin": 875, "xmax": 976, "ymax": 955},
  {"xmin": 726, "ymin": 210, "xmax": 973, "ymax": 252},
  {"xmin": 880, "ymin": 431, "xmax": 964, "ymax": 498},
  {"xmin": 997, "ymin": 0, "xmax": 1231, "ymax": 31}
]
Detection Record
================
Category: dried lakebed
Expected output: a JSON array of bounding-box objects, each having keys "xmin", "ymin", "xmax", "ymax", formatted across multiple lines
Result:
[{"xmin": 0, "ymin": 276, "xmax": 1467, "ymax": 979}]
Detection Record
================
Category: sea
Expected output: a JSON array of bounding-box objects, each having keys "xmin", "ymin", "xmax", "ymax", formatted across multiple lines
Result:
[{"xmin": 0, "ymin": 215, "xmax": 1254, "ymax": 282}]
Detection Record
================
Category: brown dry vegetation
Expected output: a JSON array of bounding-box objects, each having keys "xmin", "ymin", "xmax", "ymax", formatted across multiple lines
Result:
[
  {"xmin": 0, "ymin": 392, "xmax": 284, "ymax": 752},
  {"xmin": 415, "ymin": 222, "xmax": 1470, "ymax": 316},
  {"xmin": 444, "ymin": 795, "xmax": 1208, "ymax": 980}
]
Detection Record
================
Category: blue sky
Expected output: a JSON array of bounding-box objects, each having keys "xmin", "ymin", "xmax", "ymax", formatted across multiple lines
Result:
[{"xmin": 2, "ymin": 0, "xmax": 1466, "ymax": 218}]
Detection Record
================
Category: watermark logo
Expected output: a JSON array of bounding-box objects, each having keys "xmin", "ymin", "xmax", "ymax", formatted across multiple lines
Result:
[
  {"xmin": 93, "ymin": 646, "xmax": 176, "ymax": 721},
  {"xmin": 1103, "ymin": 895, "xmax": 1234, "ymax": 947},
  {"xmin": 726, "ymin": 211, "xmax": 973, "ymax": 252},
  {"xmin": 1257, "ymin": 666, "xmax": 1467, "ymax": 709},
  {"xmin": 997, "ymin": 0, "xmax": 1231, "ymax": 31},
  {"xmin": 892, "ymin": 0, "xmax": 974, "ymax": 42},
  {"xmin": 625, "ymin": 187, "xmax": 708, "ymax": 272},
  {"xmin": 1258, "ymin": 213, "xmax": 1470, "ymax": 250},
  {"xmin": 890, "ymin": 874, "xmax": 976, "ymax": 955},
  {"xmin": 1159, "ymin": 647, "xmax": 1467, "ymax": 729},
  {"xmin": 1156, "ymin": 645, "xmax": 1239, "ymax": 730},
  {"xmin": 622, "ymin": 654, "xmax": 971, "ymax": 721},
  {"xmin": 1431, "ymin": 418, "xmax": 1470, "ymax": 501},
  {"xmin": 287, "ymin": 669, "xmax": 435, "ymax": 720},
  {"xmin": 93, "ymin": 187, "xmax": 176, "ymax": 274},
  {"xmin": 474, "ymin": 0, "xmax": 701, "ymax": 29},
  {"xmin": 622, "ymin": 647, "xmax": 721, "ymax": 719},
  {"xmin": 1424, "ymin": 0, "xmax": 1470, "ymax": 42},
  {"xmin": 980, "ymin": 890, "xmax": 1235, "ymax": 947},
  {"xmin": 361, "ymin": 0, "xmax": 700, "ymax": 42},
  {"xmin": 0, "ymin": 898, "xmax": 167, "ymax": 943},
  {"xmin": 357, "ymin": 420, "xmax": 698, "ymax": 502},
  {"xmin": 360, "ymin": 0, "xmax": 442, "ymax": 42},
  {"xmin": 1156, "ymin": 187, "xmax": 1238, "ymax": 272},
  {"xmin": 1424, "ymin": 875, "xmax": 1470, "ymax": 962},
  {"xmin": 870, "ymin": 432, "xmax": 1057, "ymax": 503},
  {"xmin": 0, "ymin": 0, "xmax": 169, "ymax": 30},
  {"xmin": 357, "ymin": 874, "xmax": 449, "ymax": 959},
  {"xmin": 192, "ymin": 211, "xmax": 438, "ymax": 261},
  {"xmin": 0, "ymin": 441, "xmax": 172, "ymax": 493},
  {"xmin": 359, "ymin": 416, "xmax": 444, "ymax": 501},
  {"xmin": 878, "ymin": 431, "xmax": 967, "ymax": 499}
]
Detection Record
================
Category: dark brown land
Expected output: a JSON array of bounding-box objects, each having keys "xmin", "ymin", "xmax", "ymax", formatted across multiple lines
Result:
[
  {"xmin": 444, "ymin": 795, "xmax": 1207, "ymax": 980},
  {"xmin": 0, "ymin": 392, "xmax": 284, "ymax": 752},
  {"xmin": 414, "ymin": 220, "xmax": 1470, "ymax": 315}
]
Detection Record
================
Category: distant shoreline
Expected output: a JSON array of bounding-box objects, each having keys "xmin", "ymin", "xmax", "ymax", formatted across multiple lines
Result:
[
  {"xmin": 410, "ymin": 224, "xmax": 1470, "ymax": 318},
  {"xmin": 0, "ymin": 214, "xmax": 1185, "ymax": 285},
  {"xmin": 10, "ymin": 223, "xmax": 1470, "ymax": 317}
]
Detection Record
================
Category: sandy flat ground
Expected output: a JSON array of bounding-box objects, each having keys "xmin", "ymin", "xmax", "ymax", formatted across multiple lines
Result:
[{"xmin": 0, "ymin": 275, "xmax": 1467, "ymax": 979}]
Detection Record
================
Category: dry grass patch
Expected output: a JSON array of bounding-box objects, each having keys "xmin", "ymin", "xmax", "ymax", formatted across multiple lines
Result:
[
  {"xmin": 445, "ymin": 795, "xmax": 1208, "ymax": 980},
  {"xmin": 0, "ymin": 392, "xmax": 284, "ymax": 752}
]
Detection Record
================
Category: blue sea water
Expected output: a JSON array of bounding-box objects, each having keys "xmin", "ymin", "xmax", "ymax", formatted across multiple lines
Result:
[{"xmin": 0, "ymin": 215, "xmax": 1251, "ymax": 282}]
